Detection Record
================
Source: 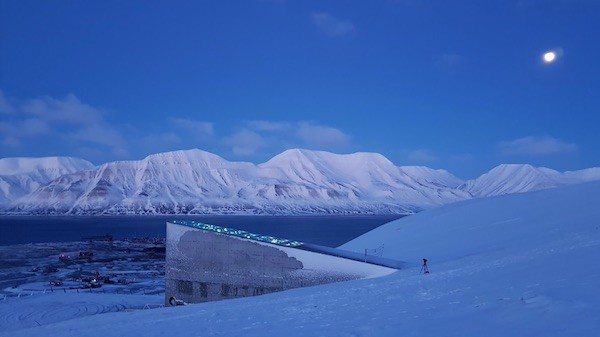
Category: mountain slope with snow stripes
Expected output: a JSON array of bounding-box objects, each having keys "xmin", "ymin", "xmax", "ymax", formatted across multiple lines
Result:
[{"xmin": 1, "ymin": 149, "xmax": 599, "ymax": 215}]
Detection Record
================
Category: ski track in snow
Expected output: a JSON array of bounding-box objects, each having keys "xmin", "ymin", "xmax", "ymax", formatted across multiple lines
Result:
[{"xmin": 0, "ymin": 293, "xmax": 161, "ymax": 332}]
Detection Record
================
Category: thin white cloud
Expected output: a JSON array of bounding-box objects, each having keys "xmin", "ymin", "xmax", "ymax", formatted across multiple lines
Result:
[
  {"xmin": 136, "ymin": 132, "xmax": 183, "ymax": 157},
  {"xmin": 0, "ymin": 91, "xmax": 126, "ymax": 156},
  {"xmin": 435, "ymin": 53, "xmax": 462, "ymax": 72},
  {"xmin": 134, "ymin": 118, "xmax": 213, "ymax": 155},
  {"xmin": 0, "ymin": 121, "xmax": 8, "ymax": 131},
  {"xmin": 498, "ymin": 136, "xmax": 578, "ymax": 156},
  {"xmin": 246, "ymin": 120, "xmax": 291, "ymax": 132},
  {"xmin": 449, "ymin": 153, "xmax": 475, "ymax": 163},
  {"xmin": 0, "ymin": 118, "xmax": 50, "ymax": 138},
  {"xmin": 224, "ymin": 120, "xmax": 351, "ymax": 154},
  {"xmin": 158, "ymin": 133, "xmax": 183, "ymax": 144},
  {"xmin": 170, "ymin": 118, "xmax": 214, "ymax": 138},
  {"xmin": 21, "ymin": 94, "xmax": 105, "ymax": 125},
  {"xmin": 0, "ymin": 90, "xmax": 15, "ymax": 114},
  {"xmin": 295, "ymin": 122, "xmax": 351, "ymax": 150},
  {"xmin": 310, "ymin": 12, "xmax": 355, "ymax": 37},
  {"xmin": 407, "ymin": 149, "xmax": 438, "ymax": 164},
  {"xmin": 224, "ymin": 129, "xmax": 267, "ymax": 156},
  {"xmin": 2, "ymin": 136, "xmax": 20, "ymax": 148},
  {"xmin": 67, "ymin": 124, "xmax": 125, "ymax": 148},
  {"xmin": 20, "ymin": 118, "xmax": 51, "ymax": 137}
]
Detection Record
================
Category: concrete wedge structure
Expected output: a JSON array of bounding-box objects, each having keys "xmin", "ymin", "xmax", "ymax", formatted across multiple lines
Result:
[{"xmin": 165, "ymin": 220, "xmax": 402, "ymax": 304}]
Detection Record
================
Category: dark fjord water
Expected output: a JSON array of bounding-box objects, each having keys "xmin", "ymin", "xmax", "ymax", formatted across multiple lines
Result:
[{"xmin": 0, "ymin": 215, "xmax": 404, "ymax": 247}]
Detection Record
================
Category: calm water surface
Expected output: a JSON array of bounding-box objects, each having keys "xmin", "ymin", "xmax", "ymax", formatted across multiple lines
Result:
[{"xmin": 0, "ymin": 215, "xmax": 405, "ymax": 247}]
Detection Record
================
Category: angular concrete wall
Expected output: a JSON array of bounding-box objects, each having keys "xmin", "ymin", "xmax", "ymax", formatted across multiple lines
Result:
[{"xmin": 165, "ymin": 222, "xmax": 396, "ymax": 304}]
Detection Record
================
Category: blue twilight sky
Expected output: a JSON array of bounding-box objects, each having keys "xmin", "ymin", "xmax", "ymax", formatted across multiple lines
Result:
[{"xmin": 1, "ymin": 0, "xmax": 599, "ymax": 179}]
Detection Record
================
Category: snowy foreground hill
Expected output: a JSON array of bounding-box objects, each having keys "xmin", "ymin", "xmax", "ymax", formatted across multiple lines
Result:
[
  {"xmin": 3, "ymin": 181, "xmax": 599, "ymax": 336},
  {"xmin": 1, "ymin": 148, "xmax": 599, "ymax": 215}
]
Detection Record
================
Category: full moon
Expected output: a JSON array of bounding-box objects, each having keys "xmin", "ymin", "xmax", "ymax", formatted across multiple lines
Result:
[{"xmin": 543, "ymin": 51, "xmax": 557, "ymax": 63}]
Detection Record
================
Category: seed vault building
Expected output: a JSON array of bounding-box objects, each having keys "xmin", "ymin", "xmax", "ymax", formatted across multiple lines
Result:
[{"xmin": 166, "ymin": 220, "xmax": 403, "ymax": 305}]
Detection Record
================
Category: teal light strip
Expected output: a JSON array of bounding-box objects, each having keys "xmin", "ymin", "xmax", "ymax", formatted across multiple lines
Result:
[{"xmin": 170, "ymin": 220, "xmax": 304, "ymax": 248}]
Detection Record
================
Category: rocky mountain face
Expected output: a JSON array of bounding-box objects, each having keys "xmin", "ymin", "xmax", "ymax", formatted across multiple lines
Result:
[{"xmin": 1, "ymin": 149, "xmax": 598, "ymax": 215}]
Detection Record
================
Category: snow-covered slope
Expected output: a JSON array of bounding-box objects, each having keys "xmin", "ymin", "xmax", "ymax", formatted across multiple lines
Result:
[
  {"xmin": 3, "ymin": 181, "xmax": 599, "ymax": 337},
  {"xmin": 341, "ymin": 180, "xmax": 600, "ymax": 262},
  {"xmin": 458, "ymin": 164, "xmax": 563, "ymax": 197},
  {"xmin": 255, "ymin": 149, "xmax": 469, "ymax": 211},
  {"xmin": 9, "ymin": 149, "xmax": 258, "ymax": 215},
  {"xmin": 399, "ymin": 166, "xmax": 463, "ymax": 188},
  {"xmin": 4, "ymin": 149, "xmax": 470, "ymax": 215},
  {"xmin": 0, "ymin": 157, "xmax": 94, "ymax": 205},
  {"xmin": 564, "ymin": 167, "xmax": 600, "ymax": 183},
  {"xmin": 458, "ymin": 163, "xmax": 600, "ymax": 197}
]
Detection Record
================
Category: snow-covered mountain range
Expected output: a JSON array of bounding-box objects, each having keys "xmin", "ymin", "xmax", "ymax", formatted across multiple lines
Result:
[
  {"xmin": 0, "ymin": 157, "xmax": 94, "ymax": 206},
  {"xmin": 0, "ymin": 149, "xmax": 598, "ymax": 215}
]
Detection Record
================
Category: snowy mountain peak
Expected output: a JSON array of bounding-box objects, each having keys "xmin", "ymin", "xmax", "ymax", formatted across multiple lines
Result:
[
  {"xmin": 142, "ymin": 149, "xmax": 230, "ymax": 166},
  {"xmin": 398, "ymin": 166, "xmax": 464, "ymax": 188},
  {"xmin": 490, "ymin": 163, "xmax": 548, "ymax": 174},
  {"xmin": 460, "ymin": 163, "xmax": 563, "ymax": 197},
  {"xmin": 0, "ymin": 156, "xmax": 94, "ymax": 176},
  {"xmin": 564, "ymin": 167, "xmax": 600, "ymax": 182},
  {"xmin": 262, "ymin": 149, "xmax": 392, "ymax": 167},
  {"xmin": 261, "ymin": 148, "xmax": 318, "ymax": 167},
  {"xmin": 260, "ymin": 149, "xmax": 400, "ymax": 187},
  {"xmin": 0, "ymin": 156, "xmax": 95, "ymax": 205}
]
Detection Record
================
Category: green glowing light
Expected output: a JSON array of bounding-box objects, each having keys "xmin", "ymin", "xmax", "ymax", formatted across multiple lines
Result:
[{"xmin": 171, "ymin": 220, "xmax": 304, "ymax": 248}]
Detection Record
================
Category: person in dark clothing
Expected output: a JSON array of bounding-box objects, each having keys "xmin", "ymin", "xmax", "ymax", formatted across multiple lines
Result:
[{"xmin": 421, "ymin": 258, "xmax": 430, "ymax": 274}]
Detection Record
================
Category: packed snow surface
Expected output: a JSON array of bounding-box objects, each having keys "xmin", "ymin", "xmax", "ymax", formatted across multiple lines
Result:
[{"xmin": 2, "ymin": 181, "xmax": 599, "ymax": 336}]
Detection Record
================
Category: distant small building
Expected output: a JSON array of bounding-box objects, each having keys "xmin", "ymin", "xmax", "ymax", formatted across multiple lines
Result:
[
  {"xmin": 58, "ymin": 253, "xmax": 71, "ymax": 262},
  {"xmin": 79, "ymin": 251, "xmax": 94, "ymax": 258},
  {"xmin": 165, "ymin": 220, "xmax": 403, "ymax": 305}
]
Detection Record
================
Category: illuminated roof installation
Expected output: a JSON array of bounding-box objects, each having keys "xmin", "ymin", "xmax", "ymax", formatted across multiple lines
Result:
[{"xmin": 170, "ymin": 220, "xmax": 304, "ymax": 248}]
